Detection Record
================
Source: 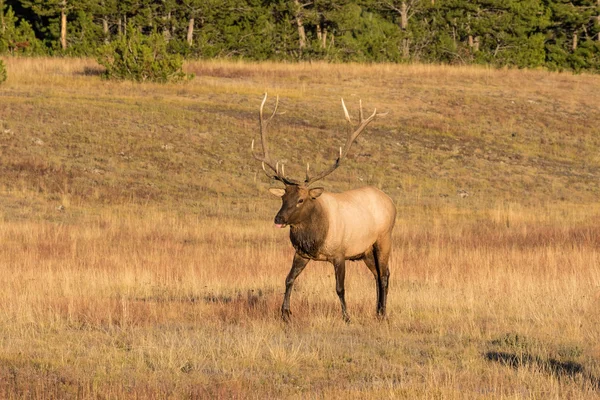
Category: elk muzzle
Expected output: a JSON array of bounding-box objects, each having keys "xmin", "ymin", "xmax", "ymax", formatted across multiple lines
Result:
[{"xmin": 274, "ymin": 212, "xmax": 289, "ymax": 228}]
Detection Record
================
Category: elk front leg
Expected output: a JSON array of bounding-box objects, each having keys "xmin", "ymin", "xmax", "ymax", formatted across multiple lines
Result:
[
  {"xmin": 334, "ymin": 258, "xmax": 350, "ymax": 323},
  {"xmin": 281, "ymin": 253, "xmax": 310, "ymax": 322}
]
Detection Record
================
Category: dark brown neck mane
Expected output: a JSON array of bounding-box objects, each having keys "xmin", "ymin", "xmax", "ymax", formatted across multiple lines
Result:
[{"xmin": 289, "ymin": 200, "xmax": 328, "ymax": 259}]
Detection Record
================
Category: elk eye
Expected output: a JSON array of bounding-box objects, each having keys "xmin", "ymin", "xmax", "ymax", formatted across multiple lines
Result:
[{"xmin": 297, "ymin": 199, "xmax": 304, "ymax": 205}]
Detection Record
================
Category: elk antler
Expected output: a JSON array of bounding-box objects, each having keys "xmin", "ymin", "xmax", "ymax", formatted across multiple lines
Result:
[
  {"xmin": 252, "ymin": 94, "xmax": 385, "ymax": 186},
  {"xmin": 251, "ymin": 93, "xmax": 301, "ymax": 185},
  {"xmin": 304, "ymin": 98, "xmax": 386, "ymax": 185}
]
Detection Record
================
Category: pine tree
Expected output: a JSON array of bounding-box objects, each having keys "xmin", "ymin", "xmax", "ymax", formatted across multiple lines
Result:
[
  {"xmin": 181, "ymin": 0, "xmax": 204, "ymax": 46},
  {"xmin": 377, "ymin": 0, "xmax": 429, "ymax": 59},
  {"xmin": 21, "ymin": 0, "xmax": 70, "ymax": 51},
  {"xmin": 0, "ymin": 0, "xmax": 597, "ymax": 71},
  {"xmin": 469, "ymin": 0, "xmax": 550, "ymax": 68},
  {"xmin": 84, "ymin": 0, "xmax": 118, "ymax": 43},
  {"xmin": 0, "ymin": 4, "xmax": 43, "ymax": 54},
  {"xmin": 546, "ymin": 0, "xmax": 600, "ymax": 70}
]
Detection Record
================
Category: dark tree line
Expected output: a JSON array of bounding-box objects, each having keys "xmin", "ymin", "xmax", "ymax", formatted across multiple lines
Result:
[{"xmin": 0, "ymin": 0, "xmax": 599, "ymax": 71}]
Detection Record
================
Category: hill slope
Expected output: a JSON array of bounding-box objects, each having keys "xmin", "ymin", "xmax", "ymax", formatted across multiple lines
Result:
[{"xmin": 1, "ymin": 58, "xmax": 599, "ymax": 220}]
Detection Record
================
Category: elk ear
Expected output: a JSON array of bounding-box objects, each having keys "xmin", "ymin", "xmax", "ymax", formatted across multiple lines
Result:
[
  {"xmin": 269, "ymin": 188, "xmax": 285, "ymax": 197},
  {"xmin": 309, "ymin": 187, "xmax": 324, "ymax": 199}
]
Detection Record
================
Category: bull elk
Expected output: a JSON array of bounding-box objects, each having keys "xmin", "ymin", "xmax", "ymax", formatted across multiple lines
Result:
[{"xmin": 252, "ymin": 94, "xmax": 396, "ymax": 322}]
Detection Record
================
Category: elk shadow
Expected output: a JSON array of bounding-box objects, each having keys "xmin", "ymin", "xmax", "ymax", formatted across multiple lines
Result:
[
  {"xmin": 485, "ymin": 351, "xmax": 600, "ymax": 390},
  {"xmin": 204, "ymin": 288, "xmax": 280, "ymax": 322},
  {"xmin": 77, "ymin": 66, "xmax": 105, "ymax": 77}
]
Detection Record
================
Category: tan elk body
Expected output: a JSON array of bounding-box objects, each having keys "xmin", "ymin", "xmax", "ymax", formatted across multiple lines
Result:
[{"xmin": 252, "ymin": 94, "xmax": 396, "ymax": 322}]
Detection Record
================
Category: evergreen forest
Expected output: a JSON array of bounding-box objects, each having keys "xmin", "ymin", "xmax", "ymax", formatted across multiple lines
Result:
[{"xmin": 1, "ymin": 0, "xmax": 599, "ymax": 72}]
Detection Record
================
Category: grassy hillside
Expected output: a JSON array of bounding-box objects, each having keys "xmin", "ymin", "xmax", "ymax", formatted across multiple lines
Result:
[
  {"xmin": 1, "ymin": 58, "xmax": 599, "ymax": 220},
  {"xmin": 0, "ymin": 58, "xmax": 599, "ymax": 398}
]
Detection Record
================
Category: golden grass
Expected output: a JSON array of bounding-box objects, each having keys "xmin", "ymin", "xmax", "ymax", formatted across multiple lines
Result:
[
  {"xmin": 0, "ymin": 57, "xmax": 600, "ymax": 398},
  {"xmin": 0, "ymin": 207, "xmax": 599, "ymax": 398}
]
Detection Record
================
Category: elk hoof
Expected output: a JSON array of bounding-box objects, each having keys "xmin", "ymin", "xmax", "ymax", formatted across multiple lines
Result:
[
  {"xmin": 281, "ymin": 309, "xmax": 292, "ymax": 323},
  {"xmin": 342, "ymin": 313, "xmax": 351, "ymax": 324}
]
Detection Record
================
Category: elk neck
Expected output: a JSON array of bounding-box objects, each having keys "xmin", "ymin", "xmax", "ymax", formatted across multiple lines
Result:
[{"xmin": 289, "ymin": 197, "xmax": 329, "ymax": 259}]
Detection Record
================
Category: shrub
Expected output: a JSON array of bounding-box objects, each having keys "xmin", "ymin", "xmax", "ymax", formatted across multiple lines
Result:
[
  {"xmin": 0, "ymin": 60, "xmax": 7, "ymax": 84},
  {"xmin": 97, "ymin": 26, "xmax": 192, "ymax": 83}
]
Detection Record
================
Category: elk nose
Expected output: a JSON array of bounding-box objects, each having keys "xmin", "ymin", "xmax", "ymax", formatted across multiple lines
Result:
[{"xmin": 273, "ymin": 215, "xmax": 288, "ymax": 228}]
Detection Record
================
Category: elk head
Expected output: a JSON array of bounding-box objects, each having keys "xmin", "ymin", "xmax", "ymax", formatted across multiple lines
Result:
[
  {"xmin": 251, "ymin": 93, "xmax": 385, "ymax": 227},
  {"xmin": 268, "ymin": 186, "xmax": 325, "ymax": 228}
]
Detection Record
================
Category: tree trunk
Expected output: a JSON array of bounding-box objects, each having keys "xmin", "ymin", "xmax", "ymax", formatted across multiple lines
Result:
[
  {"xmin": 468, "ymin": 35, "xmax": 479, "ymax": 52},
  {"xmin": 60, "ymin": 0, "xmax": 67, "ymax": 50},
  {"xmin": 118, "ymin": 16, "xmax": 122, "ymax": 36},
  {"xmin": 163, "ymin": 11, "xmax": 171, "ymax": 41},
  {"xmin": 402, "ymin": 38, "xmax": 410, "ymax": 58},
  {"xmin": 316, "ymin": 23, "xmax": 327, "ymax": 49},
  {"xmin": 396, "ymin": 2, "xmax": 409, "ymax": 58},
  {"xmin": 187, "ymin": 17, "xmax": 194, "ymax": 46},
  {"xmin": 1, "ymin": 0, "xmax": 5, "ymax": 34},
  {"xmin": 294, "ymin": 0, "xmax": 306, "ymax": 51},
  {"xmin": 102, "ymin": 17, "xmax": 109, "ymax": 43},
  {"xmin": 597, "ymin": 0, "xmax": 600, "ymax": 42},
  {"xmin": 572, "ymin": 31, "xmax": 578, "ymax": 51},
  {"xmin": 452, "ymin": 26, "xmax": 457, "ymax": 49}
]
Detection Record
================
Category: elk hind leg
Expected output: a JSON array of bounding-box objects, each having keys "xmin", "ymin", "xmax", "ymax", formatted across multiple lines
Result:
[
  {"xmin": 362, "ymin": 249, "xmax": 383, "ymax": 316},
  {"xmin": 374, "ymin": 234, "xmax": 392, "ymax": 317}
]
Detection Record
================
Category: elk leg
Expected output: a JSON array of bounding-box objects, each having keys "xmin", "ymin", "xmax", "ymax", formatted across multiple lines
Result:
[
  {"xmin": 281, "ymin": 252, "xmax": 310, "ymax": 322},
  {"xmin": 363, "ymin": 249, "xmax": 382, "ymax": 316},
  {"xmin": 334, "ymin": 258, "xmax": 350, "ymax": 323},
  {"xmin": 374, "ymin": 234, "xmax": 392, "ymax": 317}
]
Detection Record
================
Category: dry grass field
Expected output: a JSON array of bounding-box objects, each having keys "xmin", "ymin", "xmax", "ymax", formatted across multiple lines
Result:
[{"xmin": 0, "ymin": 57, "xmax": 599, "ymax": 398}]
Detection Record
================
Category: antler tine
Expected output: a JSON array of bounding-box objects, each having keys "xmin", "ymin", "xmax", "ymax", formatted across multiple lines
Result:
[
  {"xmin": 271, "ymin": 95, "xmax": 279, "ymax": 120},
  {"xmin": 359, "ymin": 99, "xmax": 364, "ymax": 123},
  {"xmin": 253, "ymin": 93, "xmax": 280, "ymax": 177},
  {"xmin": 261, "ymin": 161, "xmax": 270, "ymax": 176},
  {"xmin": 253, "ymin": 93, "xmax": 301, "ymax": 185},
  {"xmin": 305, "ymin": 163, "xmax": 310, "ymax": 182},
  {"xmin": 258, "ymin": 93, "xmax": 272, "ymax": 161},
  {"xmin": 259, "ymin": 93, "xmax": 268, "ymax": 119},
  {"xmin": 304, "ymin": 99, "xmax": 384, "ymax": 185},
  {"xmin": 341, "ymin": 98, "xmax": 351, "ymax": 123}
]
